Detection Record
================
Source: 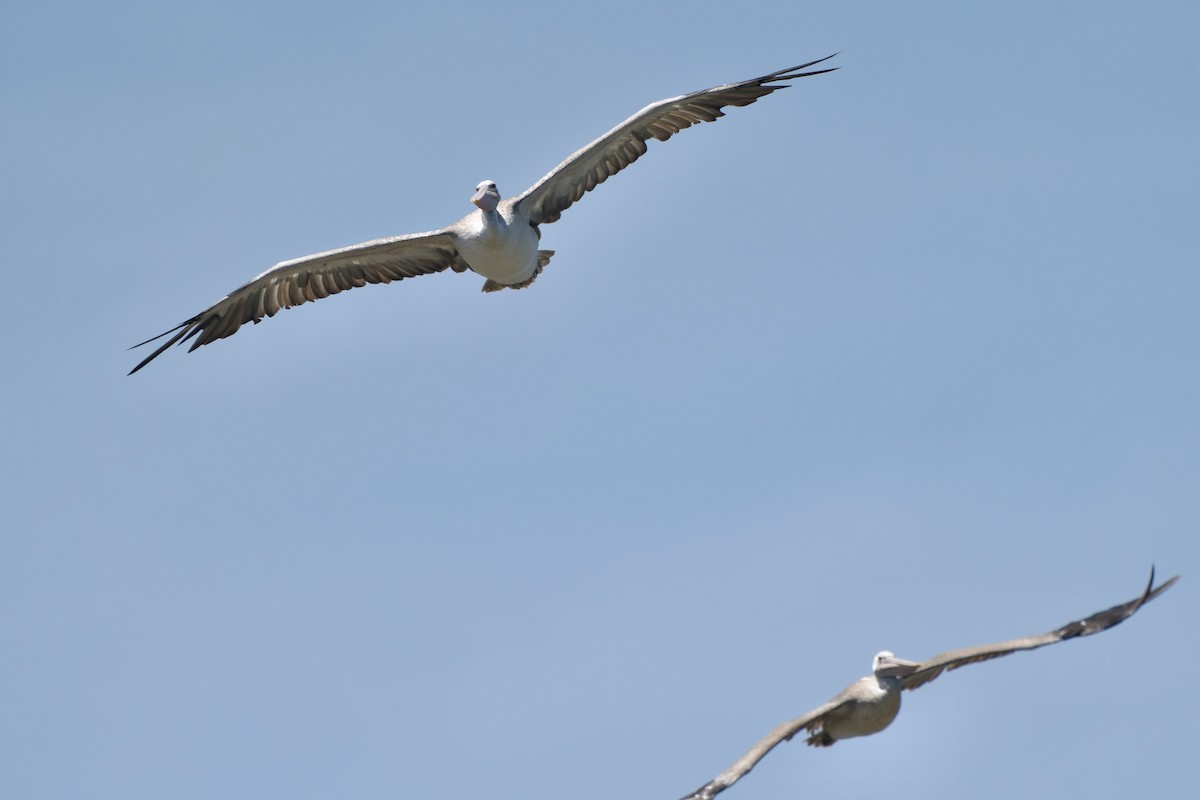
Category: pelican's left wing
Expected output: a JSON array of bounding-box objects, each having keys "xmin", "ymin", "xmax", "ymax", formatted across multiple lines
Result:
[
  {"xmin": 900, "ymin": 568, "xmax": 1179, "ymax": 692},
  {"xmin": 128, "ymin": 229, "xmax": 467, "ymax": 374},
  {"xmin": 675, "ymin": 696, "xmax": 849, "ymax": 800},
  {"xmin": 511, "ymin": 56, "xmax": 837, "ymax": 226}
]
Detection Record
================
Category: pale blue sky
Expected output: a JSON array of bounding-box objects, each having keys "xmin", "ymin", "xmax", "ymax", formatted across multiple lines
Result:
[{"xmin": 2, "ymin": 2, "xmax": 1197, "ymax": 798}]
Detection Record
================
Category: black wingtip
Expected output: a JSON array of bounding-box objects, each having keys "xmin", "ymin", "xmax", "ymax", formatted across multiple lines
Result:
[
  {"xmin": 126, "ymin": 320, "xmax": 197, "ymax": 375},
  {"xmin": 126, "ymin": 320, "xmax": 190, "ymax": 352},
  {"xmin": 1129, "ymin": 565, "xmax": 1158, "ymax": 616},
  {"xmin": 789, "ymin": 53, "xmax": 840, "ymax": 72},
  {"xmin": 772, "ymin": 53, "xmax": 840, "ymax": 79},
  {"xmin": 1144, "ymin": 566, "xmax": 1181, "ymax": 604},
  {"xmin": 738, "ymin": 55, "xmax": 840, "ymax": 91},
  {"xmin": 1054, "ymin": 566, "xmax": 1179, "ymax": 640}
]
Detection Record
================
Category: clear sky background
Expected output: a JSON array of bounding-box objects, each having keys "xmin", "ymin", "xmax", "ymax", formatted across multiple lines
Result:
[{"xmin": 2, "ymin": 2, "xmax": 1197, "ymax": 798}]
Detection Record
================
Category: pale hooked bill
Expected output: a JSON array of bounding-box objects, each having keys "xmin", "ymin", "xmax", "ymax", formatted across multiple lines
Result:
[
  {"xmin": 679, "ymin": 568, "xmax": 1178, "ymax": 800},
  {"xmin": 128, "ymin": 56, "xmax": 838, "ymax": 374}
]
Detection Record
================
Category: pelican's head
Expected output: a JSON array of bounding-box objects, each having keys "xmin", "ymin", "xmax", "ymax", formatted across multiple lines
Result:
[
  {"xmin": 872, "ymin": 651, "xmax": 919, "ymax": 679},
  {"xmin": 471, "ymin": 180, "xmax": 501, "ymax": 213}
]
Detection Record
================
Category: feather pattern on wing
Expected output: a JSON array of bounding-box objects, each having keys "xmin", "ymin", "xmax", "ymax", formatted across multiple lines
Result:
[
  {"xmin": 512, "ymin": 55, "xmax": 837, "ymax": 226},
  {"xmin": 128, "ymin": 230, "xmax": 465, "ymax": 374}
]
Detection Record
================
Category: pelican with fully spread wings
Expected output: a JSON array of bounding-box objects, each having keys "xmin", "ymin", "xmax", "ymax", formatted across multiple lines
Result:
[
  {"xmin": 680, "ymin": 569, "xmax": 1178, "ymax": 800},
  {"xmin": 127, "ymin": 56, "xmax": 837, "ymax": 374}
]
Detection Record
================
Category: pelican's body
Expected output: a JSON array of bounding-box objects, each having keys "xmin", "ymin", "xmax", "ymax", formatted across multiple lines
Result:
[
  {"xmin": 452, "ymin": 184, "xmax": 546, "ymax": 289},
  {"xmin": 810, "ymin": 675, "xmax": 902, "ymax": 745},
  {"xmin": 127, "ymin": 57, "xmax": 838, "ymax": 373},
  {"xmin": 455, "ymin": 209, "xmax": 538, "ymax": 286},
  {"xmin": 768, "ymin": 650, "xmax": 917, "ymax": 750},
  {"xmin": 682, "ymin": 569, "xmax": 1178, "ymax": 800}
]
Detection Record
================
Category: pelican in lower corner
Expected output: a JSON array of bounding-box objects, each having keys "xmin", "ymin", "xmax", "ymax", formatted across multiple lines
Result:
[
  {"xmin": 679, "ymin": 568, "xmax": 1178, "ymax": 800},
  {"xmin": 127, "ymin": 55, "xmax": 838, "ymax": 374}
]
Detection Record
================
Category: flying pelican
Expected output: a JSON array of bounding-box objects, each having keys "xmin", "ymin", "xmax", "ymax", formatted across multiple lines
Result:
[
  {"xmin": 679, "ymin": 568, "xmax": 1178, "ymax": 800},
  {"xmin": 127, "ymin": 56, "xmax": 837, "ymax": 374}
]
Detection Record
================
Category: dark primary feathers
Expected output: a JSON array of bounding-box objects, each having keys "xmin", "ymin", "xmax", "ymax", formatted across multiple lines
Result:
[{"xmin": 512, "ymin": 55, "xmax": 838, "ymax": 226}]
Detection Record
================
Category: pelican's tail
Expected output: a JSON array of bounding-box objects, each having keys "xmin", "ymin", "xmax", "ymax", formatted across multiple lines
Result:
[{"xmin": 481, "ymin": 250, "xmax": 555, "ymax": 293}]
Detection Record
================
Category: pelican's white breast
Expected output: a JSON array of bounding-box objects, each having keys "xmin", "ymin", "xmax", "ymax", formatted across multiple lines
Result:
[{"xmin": 453, "ymin": 205, "xmax": 540, "ymax": 285}]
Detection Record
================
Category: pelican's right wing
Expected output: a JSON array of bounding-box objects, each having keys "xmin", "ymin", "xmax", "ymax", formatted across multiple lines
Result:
[
  {"xmin": 128, "ymin": 229, "xmax": 467, "ymax": 374},
  {"xmin": 676, "ymin": 696, "xmax": 850, "ymax": 800}
]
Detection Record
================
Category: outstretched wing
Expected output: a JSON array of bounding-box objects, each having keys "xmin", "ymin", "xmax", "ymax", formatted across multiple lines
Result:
[
  {"xmin": 675, "ymin": 696, "xmax": 850, "ymax": 800},
  {"xmin": 511, "ymin": 56, "xmax": 837, "ymax": 226},
  {"xmin": 128, "ymin": 230, "xmax": 466, "ymax": 374},
  {"xmin": 900, "ymin": 568, "xmax": 1179, "ymax": 691}
]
